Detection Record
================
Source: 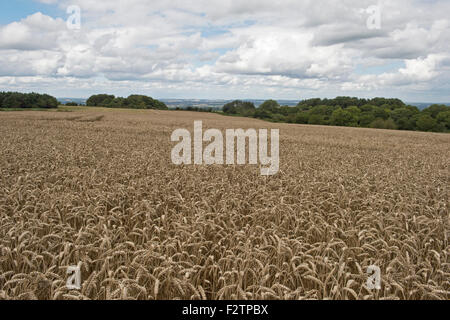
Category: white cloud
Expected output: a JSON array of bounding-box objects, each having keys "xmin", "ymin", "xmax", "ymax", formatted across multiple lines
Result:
[
  {"xmin": 342, "ymin": 54, "xmax": 448, "ymax": 92},
  {"xmin": 0, "ymin": 0, "xmax": 449, "ymax": 100},
  {"xmin": 0, "ymin": 13, "xmax": 65, "ymax": 50},
  {"xmin": 214, "ymin": 28, "xmax": 352, "ymax": 80}
]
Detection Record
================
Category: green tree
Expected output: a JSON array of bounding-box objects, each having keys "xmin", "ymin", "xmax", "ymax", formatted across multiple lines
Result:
[
  {"xmin": 279, "ymin": 106, "xmax": 295, "ymax": 116},
  {"xmin": 373, "ymin": 106, "xmax": 389, "ymax": 120},
  {"xmin": 253, "ymin": 108, "xmax": 272, "ymax": 120},
  {"xmin": 395, "ymin": 117, "xmax": 415, "ymax": 130},
  {"xmin": 309, "ymin": 105, "xmax": 336, "ymax": 124},
  {"xmin": 416, "ymin": 115, "xmax": 437, "ymax": 132},
  {"xmin": 295, "ymin": 112, "xmax": 310, "ymax": 124},
  {"xmin": 2, "ymin": 94, "xmax": 22, "ymax": 108},
  {"xmin": 384, "ymin": 118, "xmax": 397, "ymax": 130},
  {"xmin": 360, "ymin": 104, "xmax": 376, "ymax": 113},
  {"xmin": 259, "ymin": 100, "xmax": 280, "ymax": 113},
  {"xmin": 223, "ymin": 100, "xmax": 255, "ymax": 115},
  {"xmin": 107, "ymin": 97, "xmax": 126, "ymax": 108},
  {"xmin": 370, "ymin": 118, "xmax": 397, "ymax": 130},
  {"xmin": 308, "ymin": 114, "xmax": 326, "ymax": 125},
  {"xmin": 346, "ymin": 106, "xmax": 361, "ymax": 116},
  {"xmin": 86, "ymin": 94, "xmax": 115, "ymax": 107},
  {"xmin": 86, "ymin": 94, "xmax": 167, "ymax": 110},
  {"xmin": 0, "ymin": 92, "xmax": 58, "ymax": 109},
  {"xmin": 423, "ymin": 104, "xmax": 449, "ymax": 118},
  {"xmin": 297, "ymin": 98, "xmax": 321, "ymax": 109},
  {"xmin": 390, "ymin": 107, "xmax": 418, "ymax": 130},
  {"xmin": 238, "ymin": 102, "xmax": 256, "ymax": 116},
  {"xmin": 125, "ymin": 95, "xmax": 147, "ymax": 108},
  {"xmin": 359, "ymin": 113, "xmax": 376, "ymax": 127},
  {"xmin": 436, "ymin": 111, "xmax": 450, "ymax": 130},
  {"xmin": 330, "ymin": 108, "xmax": 357, "ymax": 127},
  {"xmin": 223, "ymin": 101, "xmax": 238, "ymax": 114}
]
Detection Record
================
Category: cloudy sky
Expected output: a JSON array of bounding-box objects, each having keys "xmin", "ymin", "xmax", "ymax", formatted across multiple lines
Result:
[{"xmin": 0, "ymin": 0, "xmax": 449, "ymax": 101}]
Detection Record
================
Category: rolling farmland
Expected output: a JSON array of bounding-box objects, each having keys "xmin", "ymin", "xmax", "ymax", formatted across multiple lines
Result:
[{"xmin": 0, "ymin": 108, "xmax": 448, "ymax": 300}]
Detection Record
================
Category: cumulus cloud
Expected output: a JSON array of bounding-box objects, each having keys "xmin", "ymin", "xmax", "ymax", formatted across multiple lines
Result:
[
  {"xmin": 0, "ymin": 0, "xmax": 449, "ymax": 100},
  {"xmin": 342, "ymin": 54, "xmax": 449, "ymax": 92},
  {"xmin": 214, "ymin": 28, "xmax": 353, "ymax": 80},
  {"xmin": 0, "ymin": 12, "xmax": 65, "ymax": 50}
]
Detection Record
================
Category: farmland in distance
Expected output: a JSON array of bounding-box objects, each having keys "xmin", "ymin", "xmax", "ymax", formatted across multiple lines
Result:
[{"xmin": 0, "ymin": 108, "xmax": 448, "ymax": 300}]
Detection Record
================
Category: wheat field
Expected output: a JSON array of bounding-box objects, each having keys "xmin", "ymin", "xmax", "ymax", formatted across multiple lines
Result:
[{"xmin": 0, "ymin": 108, "xmax": 448, "ymax": 300}]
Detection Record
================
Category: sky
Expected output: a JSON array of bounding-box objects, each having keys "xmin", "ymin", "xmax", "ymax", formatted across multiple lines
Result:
[{"xmin": 0, "ymin": 0, "xmax": 449, "ymax": 102}]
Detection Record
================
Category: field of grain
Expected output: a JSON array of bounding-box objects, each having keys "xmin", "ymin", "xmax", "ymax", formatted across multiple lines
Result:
[{"xmin": 0, "ymin": 108, "xmax": 448, "ymax": 300}]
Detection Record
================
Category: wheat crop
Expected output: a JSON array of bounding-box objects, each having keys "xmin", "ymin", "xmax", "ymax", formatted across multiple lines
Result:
[{"xmin": 0, "ymin": 109, "xmax": 448, "ymax": 300}]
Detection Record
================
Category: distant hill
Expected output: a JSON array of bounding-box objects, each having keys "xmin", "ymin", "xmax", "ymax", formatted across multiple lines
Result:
[
  {"xmin": 159, "ymin": 99, "xmax": 299, "ymax": 109},
  {"xmin": 57, "ymin": 98, "xmax": 449, "ymax": 110},
  {"xmin": 159, "ymin": 99, "xmax": 450, "ymax": 110},
  {"xmin": 58, "ymin": 98, "xmax": 87, "ymax": 105}
]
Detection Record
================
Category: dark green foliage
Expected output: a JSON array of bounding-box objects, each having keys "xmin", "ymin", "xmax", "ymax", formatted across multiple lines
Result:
[
  {"xmin": 294, "ymin": 111, "xmax": 310, "ymax": 124},
  {"xmin": 358, "ymin": 112, "xmax": 376, "ymax": 127},
  {"xmin": 370, "ymin": 118, "xmax": 397, "ymax": 130},
  {"xmin": 223, "ymin": 100, "xmax": 256, "ymax": 116},
  {"xmin": 422, "ymin": 104, "xmax": 448, "ymax": 118},
  {"xmin": 184, "ymin": 106, "xmax": 215, "ymax": 112},
  {"xmin": 86, "ymin": 94, "xmax": 167, "ymax": 110},
  {"xmin": 253, "ymin": 108, "xmax": 272, "ymax": 120},
  {"xmin": 279, "ymin": 106, "xmax": 296, "ymax": 117},
  {"xmin": 297, "ymin": 97, "xmax": 404, "ymax": 109},
  {"xmin": 308, "ymin": 114, "xmax": 327, "ymax": 125},
  {"xmin": 373, "ymin": 106, "xmax": 390, "ymax": 120},
  {"xmin": 384, "ymin": 119, "xmax": 397, "ymax": 130},
  {"xmin": 65, "ymin": 102, "xmax": 79, "ymax": 106},
  {"xmin": 416, "ymin": 114, "xmax": 438, "ymax": 132},
  {"xmin": 436, "ymin": 111, "xmax": 450, "ymax": 130},
  {"xmin": 0, "ymin": 92, "xmax": 58, "ymax": 109},
  {"xmin": 390, "ymin": 107, "xmax": 419, "ymax": 130},
  {"xmin": 259, "ymin": 100, "xmax": 280, "ymax": 113},
  {"xmin": 86, "ymin": 94, "xmax": 115, "ymax": 107},
  {"xmin": 331, "ymin": 108, "xmax": 358, "ymax": 127},
  {"xmin": 297, "ymin": 98, "xmax": 322, "ymax": 108},
  {"xmin": 221, "ymin": 97, "xmax": 449, "ymax": 133}
]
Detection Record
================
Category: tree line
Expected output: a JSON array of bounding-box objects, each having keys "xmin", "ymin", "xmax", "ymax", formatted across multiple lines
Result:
[
  {"xmin": 86, "ymin": 94, "xmax": 168, "ymax": 110},
  {"xmin": 221, "ymin": 97, "xmax": 450, "ymax": 133},
  {"xmin": 0, "ymin": 92, "xmax": 58, "ymax": 109},
  {"xmin": 1, "ymin": 91, "xmax": 448, "ymax": 133}
]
